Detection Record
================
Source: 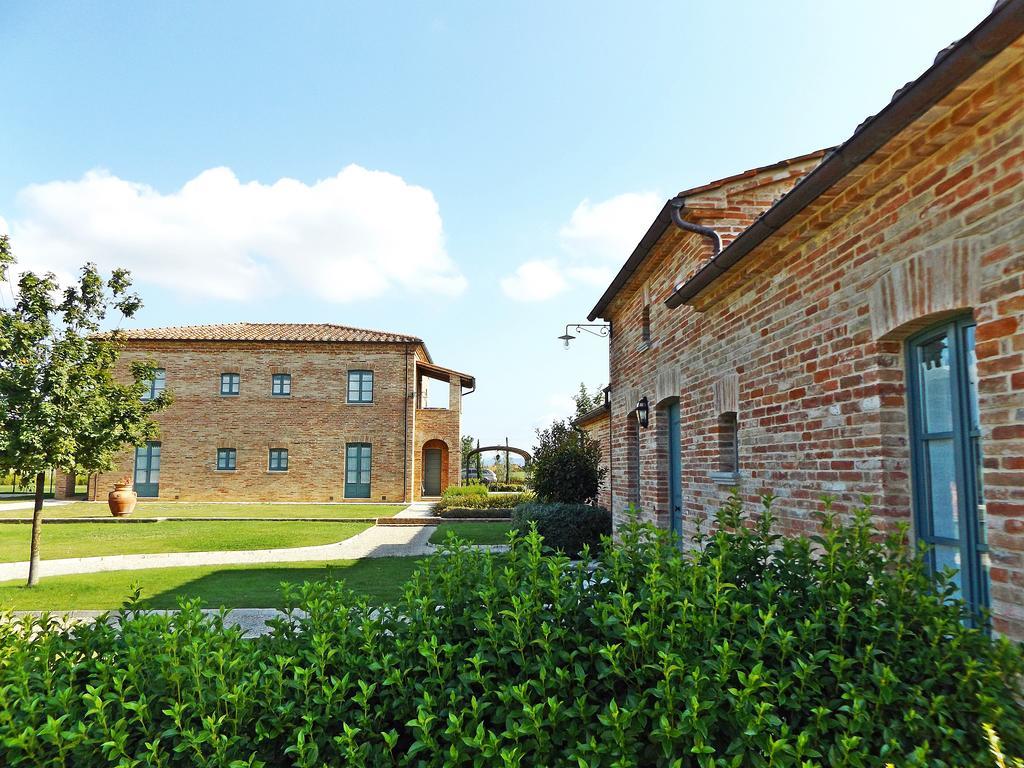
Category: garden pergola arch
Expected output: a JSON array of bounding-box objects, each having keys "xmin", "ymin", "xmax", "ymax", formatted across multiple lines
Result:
[{"xmin": 464, "ymin": 443, "xmax": 532, "ymax": 484}]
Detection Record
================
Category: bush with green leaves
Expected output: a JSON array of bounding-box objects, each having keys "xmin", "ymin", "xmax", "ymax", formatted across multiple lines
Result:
[
  {"xmin": 0, "ymin": 494, "xmax": 1021, "ymax": 766},
  {"xmin": 489, "ymin": 482, "xmax": 527, "ymax": 493},
  {"xmin": 511, "ymin": 501, "xmax": 610, "ymax": 556},
  {"xmin": 530, "ymin": 418, "xmax": 605, "ymax": 504},
  {"xmin": 441, "ymin": 484, "xmax": 488, "ymax": 499},
  {"xmin": 433, "ymin": 491, "xmax": 533, "ymax": 515}
]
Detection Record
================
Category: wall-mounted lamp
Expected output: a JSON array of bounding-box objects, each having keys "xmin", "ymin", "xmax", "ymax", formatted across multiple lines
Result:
[
  {"xmin": 635, "ymin": 396, "xmax": 649, "ymax": 428},
  {"xmin": 559, "ymin": 323, "xmax": 611, "ymax": 349}
]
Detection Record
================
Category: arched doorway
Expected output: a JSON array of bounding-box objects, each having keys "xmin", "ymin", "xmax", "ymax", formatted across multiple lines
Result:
[{"xmin": 422, "ymin": 439, "xmax": 449, "ymax": 497}]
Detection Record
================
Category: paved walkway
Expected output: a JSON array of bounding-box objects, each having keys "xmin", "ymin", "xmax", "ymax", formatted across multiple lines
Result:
[
  {"xmin": 0, "ymin": 499, "xmax": 74, "ymax": 512},
  {"xmin": 8, "ymin": 608, "xmax": 298, "ymax": 638},
  {"xmin": 0, "ymin": 502, "xmax": 504, "ymax": 582}
]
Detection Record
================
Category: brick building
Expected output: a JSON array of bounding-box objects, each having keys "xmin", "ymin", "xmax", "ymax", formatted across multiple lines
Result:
[
  {"xmin": 78, "ymin": 323, "xmax": 474, "ymax": 503},
  {"xmin": 586, "ymin": 2, "xmax": 1024, "ymax": 638}
]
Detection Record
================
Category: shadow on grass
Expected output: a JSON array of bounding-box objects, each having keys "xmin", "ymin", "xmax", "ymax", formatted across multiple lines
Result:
[{"xmin": 133, "ymin": 557, "xmax": 424, "ymax": 610}]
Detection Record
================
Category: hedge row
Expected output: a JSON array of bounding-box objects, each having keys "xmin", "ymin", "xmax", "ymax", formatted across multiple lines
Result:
[
  {"xmin": 0, "ymin": 496, "xmax": 1021, "ymax": 765},
  {"xmin": 432, "ymin": 491, "xmax": 533, "ymax": 513}
]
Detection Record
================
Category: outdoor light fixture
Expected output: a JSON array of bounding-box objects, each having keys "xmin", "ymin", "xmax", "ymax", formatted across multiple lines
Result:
[
  {"xmin": 635, "ymin": 396, "xmax": 650, "ymax": 428},
  {"xmin": 559, "ymin": 323, "xmax": 610, "ymax": 349}
]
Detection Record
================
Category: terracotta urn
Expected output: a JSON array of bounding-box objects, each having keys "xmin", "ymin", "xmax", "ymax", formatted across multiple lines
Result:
[{"xmin": 108, "ymin": 479, "xmax": 138, "ymax": 517}]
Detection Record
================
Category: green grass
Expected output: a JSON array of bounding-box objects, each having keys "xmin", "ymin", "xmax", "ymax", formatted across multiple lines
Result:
[
  {"xmin": 0, "ymin": 521, "xmax": 372, "ymax": 562},
  {"xmin": 0, "ymin": 502, "xmax": 405, "ymax": 519},
  {"xmin": 0, "ymin": 556, "xmax": 423, "ymax": 610},
  {"xmin": 429, "ymin": 522, "xmax": 513, "ymax": 546}
]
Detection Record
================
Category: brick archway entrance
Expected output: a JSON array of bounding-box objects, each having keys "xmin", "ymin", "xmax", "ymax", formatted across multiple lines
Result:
[{"xmin": 422, "ymin": 439, "xmax": 449, "ymax": 497}]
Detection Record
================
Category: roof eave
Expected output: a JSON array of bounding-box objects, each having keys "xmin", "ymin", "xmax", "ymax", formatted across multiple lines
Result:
[{"xmin": 665, "ymin": 0, "xmax": 1024, "ymax": 309}]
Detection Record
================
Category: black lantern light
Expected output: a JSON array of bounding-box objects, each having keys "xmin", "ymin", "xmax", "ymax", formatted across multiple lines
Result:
[
  {"xmin": 635, "ymin": 396, "xmax": 649, "ymax": 428},
  {"xmin": 558, "ymin": 323, "xmax": 610, "ymax": 349}
]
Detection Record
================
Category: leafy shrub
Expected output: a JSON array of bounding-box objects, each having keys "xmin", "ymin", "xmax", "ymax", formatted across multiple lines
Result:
[
  {"xmin": 441, "ymin": 484, "xmax": 488, "ymax": 499},
  {"xmin": 511, "ymin": 501, "xmax": 610, "ymax": 556},
  {"xmin": 433, "ymin": 491, "xmax": 533, "ymax": 513},
  {"xmin": 530, "ymin": 419, "xmax": 605, "ymax": 504},
  {"xmin": 489, "ymin": 481, "xmax": 527, "ymax": 492},
  {"xmin": 0, "ymin": 494, "xmax": 1021, "ymax": 766},
  {"xmin": 437, "ymin": 507, "xmax": 514, "ymax": 519}
]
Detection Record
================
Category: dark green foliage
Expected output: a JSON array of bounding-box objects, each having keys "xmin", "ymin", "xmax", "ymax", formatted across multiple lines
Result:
[
  {"xmin": 511, "ymin": 501, "xmax": 611, "ymax": 556},
  {"xmin": 437, "ymin": 507, "xmax": 513, "ymax": 520},
  {"xmin": 530, "ymin": 419, "xmax": 605, "ymax": 504},
  {"xmin": 0, "ymin": 495, "xmax": 1021, "ymax": 766}
]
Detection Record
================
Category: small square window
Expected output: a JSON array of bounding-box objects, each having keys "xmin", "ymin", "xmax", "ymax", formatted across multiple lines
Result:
[
  {"xmin": 269, "ymin": 448, "xmax": 288, "ymax": 472},
  {"xmin": 142, "ymin": 368, "xmax": 166, "ymax": 402},
  {"xmin": 220, "ymin": 373, "xmax": 240, "ymax": 396},
  {"xmin": 347, "ymin": 370, "xmax": 373, "ymax": 403},
  {"xmin": 272, "ymin": 373, "xmax": 291, "ymax": 397},
  {"xmin": 216, "ymin": 448, "xmax": 236, "ymax": 471}
]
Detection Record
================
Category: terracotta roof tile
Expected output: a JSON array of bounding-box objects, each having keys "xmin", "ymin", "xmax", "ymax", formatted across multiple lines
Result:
[{"xmin": 115, "ymin": 323, "xmax": 422, "ymax": 344}]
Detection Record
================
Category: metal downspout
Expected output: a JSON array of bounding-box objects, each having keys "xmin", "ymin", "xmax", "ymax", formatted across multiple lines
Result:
[{"xmin": 669, "ymin": 197, "xmax": 722, "ymax": 255}]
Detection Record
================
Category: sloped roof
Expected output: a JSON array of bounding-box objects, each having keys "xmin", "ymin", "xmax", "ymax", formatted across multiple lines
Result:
[
  {"xmin": 664, "ymin": 0, "xmax": 1024, "ymax": 308},
  {"xmin": 587, "ymin": 149, "xmax": 829, "ymax": 321},
  {"xmin": 115, "ymin": 322, "xmax": 423, "ymax": 345},
  {"xmin": 416, "ymin": 360, "xmax": 475, "ymax": 389}
]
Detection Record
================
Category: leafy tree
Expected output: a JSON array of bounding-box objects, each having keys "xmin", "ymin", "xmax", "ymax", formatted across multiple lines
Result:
[
  {"xmin": 573, "ymin": 382, "xmax": 604, "ymax": 419},
  {"xmin": 0, "ymin": 236, "xmax": 169, "ymax": 585},
  {"xmin": 530, "ymin": 418, "xmax": 606, "ymax": 504}
]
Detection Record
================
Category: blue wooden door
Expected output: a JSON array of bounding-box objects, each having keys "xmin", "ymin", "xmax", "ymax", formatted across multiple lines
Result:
[
  {"xmin": 667, "ymin": 402, "xmax": 683, "ymax": 541},
  {"xmin": 134, "ymin": 441, "xmax": 160, "ymax": 498},
  {"xmin": 345, "ymin": 443, "xmax": 371, "ymax": 498}
]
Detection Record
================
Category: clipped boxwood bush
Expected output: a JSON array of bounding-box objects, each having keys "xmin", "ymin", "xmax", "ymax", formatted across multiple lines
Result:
[
  {"xmin": 433, "ymin": 491, "xmax": 533, "ymax": 514},
  {"xmin": 437, "ymin": 507, "xmax": 513, "ymax": 520},
  {"xmin": 511, "ymin": 501, "xmax": 611, "ymax": 556},
  {"xmin": 0, "ymin": 495, "xmax": 1021, "ymax": 766},
  {"xmin": 441, "ymin": 483, "xmax": 488, "ymax": 498},
  {"xmin": 489, "ymin": 481, "xmax": 527, "ymax": 493}
]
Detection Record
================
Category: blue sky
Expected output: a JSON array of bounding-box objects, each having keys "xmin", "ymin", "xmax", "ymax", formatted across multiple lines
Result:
[{"xmin": 0, "ymin": 1, "xmax": 994, "ymax": 450}]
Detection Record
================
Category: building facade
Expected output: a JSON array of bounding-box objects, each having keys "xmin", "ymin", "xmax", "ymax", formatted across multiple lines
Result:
[
  {"xmin": 81, "ymin": 323, "xmax": 473, "ymax": 503},
  {"xmin": 587, "ymin": 4, "xmax": 1024, "ymax": 638}
]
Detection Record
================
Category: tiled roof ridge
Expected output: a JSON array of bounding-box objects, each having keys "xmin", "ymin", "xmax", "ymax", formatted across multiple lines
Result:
[{"xmin": 112, "ymin": 322, "xmax": 423, "ymax": 344}]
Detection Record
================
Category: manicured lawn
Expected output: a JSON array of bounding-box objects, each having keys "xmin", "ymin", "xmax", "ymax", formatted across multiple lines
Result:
[
  {"xmin": 0, "ymin": 556, "xmax": 424, "ymax": 610},
  {"xmin": 429, "ymin": 522, "xmax": 513, "ymax": 545},
  {"xmin": 0, "ymin": 501, "xmax": 405, "ymax": 519},
  {"xmin": 0, "ymin": 521, "xmax": 371, "ymax": 562}
]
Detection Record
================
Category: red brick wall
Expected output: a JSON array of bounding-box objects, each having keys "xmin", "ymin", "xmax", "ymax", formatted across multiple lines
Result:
[
  {"xmin": 601, "ymin": 41, "xmax": 1024, "ymax": 637},
  {"xmin": 91, "ymin": 340, "xmax": 464, "ymax": 503},
  {"xmin": 579, "ymin": 411, "xmax": 612, "ymax": 510}
]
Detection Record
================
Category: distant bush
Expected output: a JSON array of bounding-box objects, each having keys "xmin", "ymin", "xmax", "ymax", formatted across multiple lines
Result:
[
  {"xmin": 0, "ymin": 494, "xmax": 1021, "ymax": 766},
  {"xmin": 437, "ymin": 507, "xmax": 513, "ymax": 520},
  {"xmin": 488, "ymin": 482, "xmax": 527, "ymax": 492},
  {"xmin": 433, "ymin": 491, "xmax": 533, "ymax": 514},
  {"xmin": 530, "ymin": 419, "xmax": 605, "ymax": 504},
  {"xmin": 441, "ymin": 484, "xmax": 488, "ymax": 499},
  {"xmin": 511, "ymin": 501, "xmax": 611, "ymax": 557}
]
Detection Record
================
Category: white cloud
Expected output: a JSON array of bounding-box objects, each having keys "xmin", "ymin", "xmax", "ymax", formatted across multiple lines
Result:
[
  {"xmin": 501, "ymin": 191, "xmax": 662, "ymax": 302},
  {"xmin": 499, "ymin": 259, "xmax": 567, "ymax": 302},
  {"xmin": 5, "ymin": 165, "xmax": 467, "ymax": 302},
  {"xmin": 559, "ymin": 192, "xmax": 662, "ymax": 270}
]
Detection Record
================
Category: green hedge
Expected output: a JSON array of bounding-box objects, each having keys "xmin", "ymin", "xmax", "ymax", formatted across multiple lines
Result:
[
  {"xmin": 511, "ymin": 501, "xmax": 611, "ymax": 556},
  {"xmin": 0, "ymin": 495, "xmax": 1021, "ymax": 766},
  {"xmin": 488, "ymin": 482, "xmax": 528, "ymax": 493},
  {"xmin": 441, "ymin": 484, "xmax": 488, "ymax": 499},
  {"xmin": 437, "ymin": 507, "xmax": 513, "ymax": 519},
  {"xmin": 433, "ymin": 491, "xmax": 533, "ymax": 513}
]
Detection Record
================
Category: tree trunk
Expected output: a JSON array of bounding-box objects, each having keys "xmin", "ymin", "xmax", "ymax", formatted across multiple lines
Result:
[{"xmin": 26, "ymin": 471, "xmax": 45, "ymax": 587}]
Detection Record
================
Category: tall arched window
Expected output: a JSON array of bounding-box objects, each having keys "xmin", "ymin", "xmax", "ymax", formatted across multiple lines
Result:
[{"xmin": 907, "ymin": 316, "xmax": 988, "ymax": 617}]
